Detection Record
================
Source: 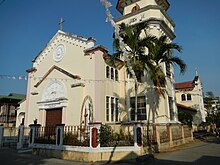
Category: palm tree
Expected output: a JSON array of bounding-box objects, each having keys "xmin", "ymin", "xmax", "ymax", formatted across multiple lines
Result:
[
  {"xmin": 113, "ymin": 23, "xmax": 186, "ymax": 122},
  {"xmin": 113, "ymin": 22, "xmax": 155, "ymax": 121},
  {"xmin": 146, "ymin": 35, "xmax": 186, "ymax": 97}
]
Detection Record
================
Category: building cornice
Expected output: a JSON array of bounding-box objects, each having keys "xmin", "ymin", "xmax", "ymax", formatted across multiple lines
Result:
[
  {"xmin": 147, "ymin": 18, "xmax": 176, "ymax": 40},
  {"xmin": 116, "ymin": 0, "xmax": 170, "ymax": 14},
  {"xmin": 84, "ymin": 45, "xmax": 108, "ymax": 55},
  {"xmin": 26, "ymin": 67, "xmax": 37, "ymax": 73},
  {"xmin": 115, "ymin": 5, "xmax": 175, "ymax": 27}
]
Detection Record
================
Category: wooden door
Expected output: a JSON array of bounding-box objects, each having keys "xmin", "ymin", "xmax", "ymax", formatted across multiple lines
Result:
[{"xmin": 45, "ymin": 108, "xmax": 62, "ymax": 127}]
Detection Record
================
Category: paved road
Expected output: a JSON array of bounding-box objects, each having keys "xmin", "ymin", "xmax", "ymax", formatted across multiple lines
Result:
[
  {"xmin": 149, "ymin": 136, "xmax": 220, "ymax": 165},
  {"xmin": 0, "ymin": 137, "xmax": 220, "ymax": 165}
]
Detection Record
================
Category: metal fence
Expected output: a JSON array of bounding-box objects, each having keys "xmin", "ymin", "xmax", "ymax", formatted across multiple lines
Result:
[
  {"xmin": 63, "ymin": 126, "xmax": 90, "ymax": 147},
  {"xmin": 34, "ymin": 126, "xmax": 56, "ymax": 144}
]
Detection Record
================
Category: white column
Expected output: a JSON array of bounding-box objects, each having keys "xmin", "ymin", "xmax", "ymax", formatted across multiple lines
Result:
[{"xmin": 17, "ymin": 125, "xmax": 24, "ymax": 149}]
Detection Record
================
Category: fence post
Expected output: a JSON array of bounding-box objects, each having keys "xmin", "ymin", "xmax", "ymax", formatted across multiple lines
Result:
[
  {"xmin": 17, "ymin": 125, "xmax": 24, "ymax": 149},
  {"xmin": 89, "ymin": 122, "xmax": 101, "ymax": 149},
  {"xmin": 29, "ymin": 124, "xmax": 41, "ymax": 147},
  {"xmin": 153, "ymin": 124, "xmax": 158, "ymax": 143},
  {"xmin": 167, "ymin": 124, "xmax": 172, "ymax": 146},
  {"xmin": 180, "ymin": 124, "xmax": 185, "ymax": 143},
  {"xmin": 134, "ymin": 123, "xmax": 143, "ymax": 147},
  {"xmin": 190, "ymin": 127, "xmax": 193, "ymax": 141},
  {"xmin": 56, "ymin": 124, "xmax": 65, "ymax": 146},
  {"xmin": 0, "ymin": 125, "xmax": 4, "ymax": 148}
]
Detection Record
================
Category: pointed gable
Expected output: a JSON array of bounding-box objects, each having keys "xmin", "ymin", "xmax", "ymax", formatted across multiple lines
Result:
[
  {"xmin": 32, "ymin": 30, "xmax": 96, "ymax": 68},
  {"xmin": 34, "ymin": 65, "xmax": 81, "ymax": 88}
]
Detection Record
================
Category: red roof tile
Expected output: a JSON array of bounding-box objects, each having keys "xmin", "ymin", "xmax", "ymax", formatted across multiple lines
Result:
[{"xmin": 175, "ymin": 81, "xmax": 194, "ymax": 90}]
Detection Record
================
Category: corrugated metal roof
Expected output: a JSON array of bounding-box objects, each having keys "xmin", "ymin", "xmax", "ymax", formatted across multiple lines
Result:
[{"xmin": 0, "ymin": 93, "xmax": 26, "ymax": 101}]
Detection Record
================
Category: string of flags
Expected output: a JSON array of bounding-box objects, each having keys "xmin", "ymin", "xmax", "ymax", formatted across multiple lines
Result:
[
  {"xmin": 0, "ymin": 74, "xmax": 136, "ymax": 83},
  {"xmin": 0, "ymin": 74, "xmax": 168, "ymax": 90},
  {"xmin": 0, "ymin": 75, "xmax": 28, "ymax": 80}
]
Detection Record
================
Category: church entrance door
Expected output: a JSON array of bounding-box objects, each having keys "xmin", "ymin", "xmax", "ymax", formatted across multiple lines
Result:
[{"xmin": 45, "ymin": 108, "xmax": 62, "ymax": 127}]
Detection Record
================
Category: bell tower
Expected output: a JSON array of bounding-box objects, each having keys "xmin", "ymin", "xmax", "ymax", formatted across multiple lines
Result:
[{"xmin": 115, "ymin": 0, "xmax": 175, "ymax": 41}]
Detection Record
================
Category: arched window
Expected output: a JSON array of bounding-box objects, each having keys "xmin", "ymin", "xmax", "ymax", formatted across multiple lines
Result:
[
  {"xmin": 106, "ymin": 66, "xmax": 110, "ymax": 78},
  {"xmin": 131, "ymin": 3, "xmax": 140, "ymax": 13},
  {"xmin": 115, "ymin": 69, "xmax": 118, "ymax": 81},
  {"xmin": 111, "ymin": 68, "xmax": 114, "ymax": 79},
  {"xmin": 187, "ymin": 94, "xmax": 192, "ymax": 101},
  {"xmin": 181, "ymin": 94, "xmax": 186, "ymax": 101}
]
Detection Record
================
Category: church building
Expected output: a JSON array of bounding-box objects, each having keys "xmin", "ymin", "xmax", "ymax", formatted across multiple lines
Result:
[
  {"xmin": 175, "ymin": 75, "xmax": 207, "ymax": 125},
  {"xmin": 17, "ymin": 0, "xmax": 180, "ymax": 128}
]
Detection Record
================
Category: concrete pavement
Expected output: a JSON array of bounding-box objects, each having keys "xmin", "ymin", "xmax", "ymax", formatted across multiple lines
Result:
[{"xmin": 0, "ymin": 148, "xmax": 91, "ymax": 165}]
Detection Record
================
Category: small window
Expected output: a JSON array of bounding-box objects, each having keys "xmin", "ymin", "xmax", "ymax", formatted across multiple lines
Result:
[
  {"xmin": 115, "ymin": 70, "xmax": 118, "ymax": 81},
  {"xmin": 181, "ymin": 94, "xmax": 186, "ymax": 101},
  {"xmin": 111, "ymin": 68, "xmax": 114, "ymax": 80},
  {"xmin": 169, "ymin": 97, "xmax": 174, "ymax": 120},
  {"xmin": 131, "ymin": 3, "xmax": 140, "ymax": 13},
  {"xmin": 187, "ymin": 94, "xmax": 192, "ymax": 101},
  {"xmin": 111, "ymin": 97, "xmax": 114, "ymax": 121},
  {"xmin": 106, "ymin": 96, "xmax": 110, "ymax": 121},
  {"xmin": 106, "ymin": 66, "xmax": 110, "ymax": 78},
  {"xmin": 115, "ymin": 98, "xmax": 119, "ymax": 122}
]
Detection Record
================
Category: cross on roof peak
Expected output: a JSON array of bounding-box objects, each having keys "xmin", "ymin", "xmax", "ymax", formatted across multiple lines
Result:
[{"xmin": 59, "ymin": 17, "xmax": 65, "ymax": 31}]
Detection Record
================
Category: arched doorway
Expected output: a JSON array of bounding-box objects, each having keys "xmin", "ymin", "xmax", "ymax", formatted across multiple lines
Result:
[{"xmin": 80, "ymin": 95, "xmax": 93, "ymax": 128}]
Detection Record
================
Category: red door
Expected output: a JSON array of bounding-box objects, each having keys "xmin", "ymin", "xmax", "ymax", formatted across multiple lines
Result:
[{"xmin": 45, "ymin": 108, "xmax": 62, "ymax": 127}]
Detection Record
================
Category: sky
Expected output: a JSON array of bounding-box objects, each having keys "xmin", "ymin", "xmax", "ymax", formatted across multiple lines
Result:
[{"xmin": 0, "ymin": 0, "xmax": 220, "ymax": 97}]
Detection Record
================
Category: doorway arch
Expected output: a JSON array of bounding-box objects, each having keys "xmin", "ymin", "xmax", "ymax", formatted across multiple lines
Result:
[{"xmin": 80, "ymin": 95, "xmax": 94, "ymax": 128}]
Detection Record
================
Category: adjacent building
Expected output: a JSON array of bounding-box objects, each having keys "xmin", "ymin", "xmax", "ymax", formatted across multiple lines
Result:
[
  {"xmin": 0, "ymin": 93, "xmax": 26, "ymax": 127},
  {"xmin": 175, "ymin": 75, "xmax": 207, "ymax": 125}
]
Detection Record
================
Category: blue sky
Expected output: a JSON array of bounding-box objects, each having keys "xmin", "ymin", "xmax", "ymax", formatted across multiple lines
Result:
[{"xmin": 0, "ymin": 0, "xmax": 220, "ymax": 97}]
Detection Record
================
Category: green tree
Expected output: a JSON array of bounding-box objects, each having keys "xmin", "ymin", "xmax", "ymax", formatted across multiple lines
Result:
[
  {"xmin": 113, "ymin": 22, "xmax": 186, "ymax": 120},
  {"xmin": 146, "ymin": 35, "xmax": 186, "ymax": 96},
  {"xmin": 113, "ymin": 22, "xmax": 155, "ymax": 121}
]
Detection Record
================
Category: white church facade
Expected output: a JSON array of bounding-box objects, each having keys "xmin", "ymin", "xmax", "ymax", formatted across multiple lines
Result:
[{"xmin": 17, "ymin": 0, "xmax": 180, "ymax": 128}]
